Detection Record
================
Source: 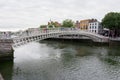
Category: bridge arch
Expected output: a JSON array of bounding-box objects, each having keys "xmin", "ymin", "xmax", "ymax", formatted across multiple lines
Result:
[
  {"xmin": 57, "ymin": 31, "xmax": 109, "ymax": 42},
  {"xmin": 12, "ymin": 29, "xmax": 109, "ymax": 47}
]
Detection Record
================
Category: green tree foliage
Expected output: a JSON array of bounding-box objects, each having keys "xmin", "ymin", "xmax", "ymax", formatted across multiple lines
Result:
[
  {"xmin": 50, "ymin": 22, "xmax": 56, "ymax": 27},
  {"xmin": 53, "ymin": 22, "xmax": 61, "ymax": 27},
  {"xmin": 62, "ymin": 19, "xmax": 74, "ymax": 27},
  {"xmin": 102, "ymin": 12, "xmax": 120, "ymax": 29},
  {"xmin": 48, "ymin": 24, "xmax": 54, "ymax": 28},
  {"xmin": 48, "ymin": 21, "xmax": 61, "ymax": 28},
  {"xmin": 102, "ymin": 12, "xmax": 120, "ymax": 37},
  {"xmin": 40, "ymin": 25, "xmax": 47, "ymax": 28}
]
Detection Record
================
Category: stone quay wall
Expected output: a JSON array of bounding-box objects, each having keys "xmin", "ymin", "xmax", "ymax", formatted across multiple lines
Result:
[{"xmin": 0, "ymin": 39, "xmax": 14, "ymax": 61}]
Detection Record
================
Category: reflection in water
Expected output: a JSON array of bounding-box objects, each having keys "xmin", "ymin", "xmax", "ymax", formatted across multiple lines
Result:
[
  {"xmin": 107, "ymin": 46, "xmax": 120, "ymax": 56},
  {"xmin": 0, "ymin": 61, "xmax": 13, "ymax": 80},
  {"xmin": 0, "ymin": 40, "xmax": 120, "ymax": 80}
]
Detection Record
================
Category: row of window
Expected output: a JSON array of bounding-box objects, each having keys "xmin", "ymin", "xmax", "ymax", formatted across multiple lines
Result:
[
  {"xmin": 89, "ymin": 26, "xmax": 97, "ymax": 29},
  {"xmin": 89, "ymin": 30, "xmax": 97, "ymax": 33},
  {"xmin": 89, "ymin": 23, "xmax": 97, "ymax": 25}
]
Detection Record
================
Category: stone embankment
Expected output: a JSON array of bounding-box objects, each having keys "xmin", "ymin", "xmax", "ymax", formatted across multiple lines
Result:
[{"xmin": 0, "ymin": 39, "xmax": 14, "ymax": 61}]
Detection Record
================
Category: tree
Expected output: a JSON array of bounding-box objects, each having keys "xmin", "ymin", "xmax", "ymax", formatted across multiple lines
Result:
[
  {"xmin": 102, "ymin": 12, "xmax": 120, "ymax": 37},
  {"xmin": 48, "ymin": 21, "xmax": 61, "ymax": 28},
  {"xmin": 48, "ymin": 24, "xmax": 54, "ymax": 28},
  {"xmin": 40, "ymin": 25, "xmax": 47, "ymax": 28},
  {"xmin": 62, "ymin": 19, "xmax": 74, "ymax": 27},
  {"xmin": 52, "ymin": 22, "xmax": 61, "ymax": 27}
]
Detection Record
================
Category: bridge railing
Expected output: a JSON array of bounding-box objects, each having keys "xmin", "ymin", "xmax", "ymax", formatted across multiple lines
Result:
[
  {"xmin": 14, "ymin": 28, "xmax": 88, "ymax": 38},
  {"xmin": 12, "ymin": 27, "xmax": 108, "ymax": 40},
  {"xmin": 12, "ymin": 27, "xmax": 110, "ymax": 46},
  {"xmin": 13, "ymin": 28, "xmax": 61, "ymax": 39}
]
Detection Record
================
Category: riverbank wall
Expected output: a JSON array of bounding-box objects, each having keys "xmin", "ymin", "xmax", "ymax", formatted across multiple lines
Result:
[
  {"xmin": 0, "ymin": 39, "xmax": 14, "ymax": 61},
  {"xmin": 109, "ymin": 40, "xmax": 120, "ymax": 46},
  {"xmin": 44, "ymin": 38, "xmax": 109, "ymax": 46},
  {"xmin": 44, "ymin": 38, "xmax": 120, "ymax": 46}
]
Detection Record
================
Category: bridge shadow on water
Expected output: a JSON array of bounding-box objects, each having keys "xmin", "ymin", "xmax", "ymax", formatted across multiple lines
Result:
[
  {"xmin": 40, "ymin": 38, "xmax": 120, "ymax": 56},
  {"xmin": 44, "ymin": 38, "xmax": 109, "ymax": 46}
]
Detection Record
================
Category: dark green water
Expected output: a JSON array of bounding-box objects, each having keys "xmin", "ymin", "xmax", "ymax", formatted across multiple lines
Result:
[{"xmin": 0, "ymin": 40, "xmax": 120, "ymax": 80}]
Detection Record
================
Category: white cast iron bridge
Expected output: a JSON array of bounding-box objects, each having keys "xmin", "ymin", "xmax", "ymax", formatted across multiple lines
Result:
[{"xmin": 12, "ymin": 28, "xmax": 109, "ymax": 47}]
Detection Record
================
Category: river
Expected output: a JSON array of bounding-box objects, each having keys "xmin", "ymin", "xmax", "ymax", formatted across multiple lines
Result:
[{"xmin": 0, "ymin": 40, "xmax": 120, "ymax": 80}]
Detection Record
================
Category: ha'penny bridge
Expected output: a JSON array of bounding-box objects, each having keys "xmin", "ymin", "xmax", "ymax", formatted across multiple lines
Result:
[
  {"xmin": 13, "ymin": 28, "xmax": 109, "ymax": 47},
  {"xmin": 0, "ymin": 28, "xmax": 109, "ymax": 61}
]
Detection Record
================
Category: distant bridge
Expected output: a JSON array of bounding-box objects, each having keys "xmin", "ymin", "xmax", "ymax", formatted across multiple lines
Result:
[{"xmin": 12, "ymin": 28, "xmax": 109, "ymax": 47}]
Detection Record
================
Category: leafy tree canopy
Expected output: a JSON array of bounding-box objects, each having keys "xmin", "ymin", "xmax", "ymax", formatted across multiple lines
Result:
[
  {"xmin": 102, "ymin": 12, "xmax": 120, "ymax": 29},
  {"xmin": 48, "ymin": 21, "xmax": 61, "ymax": 28},
  {"xmin": 48, "ymin": 24, "xmax": 54, "ymax": 28},
  {"xmin": 40, "ymin": 25, "xmax": 47, "ymax": 28},
  {"xmin": 62, "ymin": 19, "xmax": 74, "ymax": 27}
]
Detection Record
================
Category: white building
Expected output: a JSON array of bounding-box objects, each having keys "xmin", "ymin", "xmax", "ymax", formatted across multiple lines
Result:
[{"xmin": 88, "ymin": 21, "xmax": 103, "ymax": 34}]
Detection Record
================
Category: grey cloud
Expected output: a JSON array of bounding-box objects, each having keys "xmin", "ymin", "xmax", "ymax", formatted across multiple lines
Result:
[{"xmin": 0, "ymin": 0, "xmax": 120, "ymax": 31}]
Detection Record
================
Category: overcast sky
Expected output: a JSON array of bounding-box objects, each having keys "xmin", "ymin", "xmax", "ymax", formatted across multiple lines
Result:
[{"xmin": 0, "ymin": 0, "xmax": 120, "ymax": 31}]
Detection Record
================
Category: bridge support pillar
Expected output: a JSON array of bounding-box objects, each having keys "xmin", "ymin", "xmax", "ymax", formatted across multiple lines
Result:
[{"xmin": 0, "ymin": 39, "xmax": 14, "ymax": 61}]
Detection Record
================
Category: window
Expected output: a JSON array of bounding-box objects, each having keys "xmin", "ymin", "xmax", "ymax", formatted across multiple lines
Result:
[
  {"xmin": 95, "ymin": 30, "xmax": 96, "ymax": 33},
  {"xmin": 95, "ymin": 26, "xmax": 96, "ymax": 29}
]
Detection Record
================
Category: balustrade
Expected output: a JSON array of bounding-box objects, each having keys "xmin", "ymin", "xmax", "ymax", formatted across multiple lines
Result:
[{"xmin": 8, "ymin": 28, "xmax": 109, "ymax": 47}]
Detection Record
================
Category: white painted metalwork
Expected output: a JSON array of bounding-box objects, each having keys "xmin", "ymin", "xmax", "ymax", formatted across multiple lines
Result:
[{"xmin": 12, "ymin": 28, "xmax": 109, "ymax": 47}]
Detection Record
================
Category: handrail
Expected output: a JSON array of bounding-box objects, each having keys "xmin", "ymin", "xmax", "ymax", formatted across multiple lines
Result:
[{"xmin": 1, "ymin": 28, "xmax": 108, "ymax": 41}]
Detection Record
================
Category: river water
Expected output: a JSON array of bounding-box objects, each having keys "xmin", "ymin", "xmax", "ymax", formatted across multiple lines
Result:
[{"xmin": 0, "ymin": 40, "xmax": 120, "ymax": 80}]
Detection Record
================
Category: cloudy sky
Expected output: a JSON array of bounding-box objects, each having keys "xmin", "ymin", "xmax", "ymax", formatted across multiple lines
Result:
[{"xmin": 0, "ymin": 0, "xmax": 119, "ymax": 31}]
